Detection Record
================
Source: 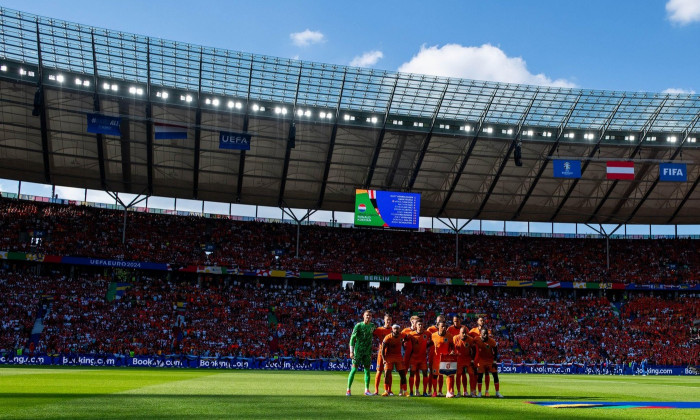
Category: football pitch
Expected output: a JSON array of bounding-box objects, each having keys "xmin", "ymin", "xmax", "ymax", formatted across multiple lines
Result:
[{"xmin": 0, "ymin": 367, "xmax": 698, "ymax": 419}]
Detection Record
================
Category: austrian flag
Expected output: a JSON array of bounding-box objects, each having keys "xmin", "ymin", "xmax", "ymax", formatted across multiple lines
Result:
[{"xmin": 606, "ymin": 161, "xmax": 634, "ymax": 180}]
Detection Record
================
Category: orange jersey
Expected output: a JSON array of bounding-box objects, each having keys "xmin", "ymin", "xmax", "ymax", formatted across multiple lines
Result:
[
  {"xmin": 382, "ymin": 334, "xmax": 404, "ymax": 359},
  {"xmin": 431, "ymin": 332, "xmax": 454, "ymax": 357},
  {"xmin": 446, "ymin": 325, "xmax": 462, "ymax": 337},
  {"xmin": 474, "ymin": 337, "xmax": 497, "ymax": 365},
  {"xmin": 468, "ymin": 327, "xmax": 481, "ymax": 338},
  {"xmin": 469, "ymin": 326, "xmax": 492, "ymax": 338},
  {"xmin": 374, "ymin": 326, "xmax": 392, "ymax": 365},
  {"xmin": 407, "ymin": 332, "xmax": 431, "ymax": 361},
  {"xmin": 453, "ymin": 334, "xmax": 474, "ymax": 364},
  {"xmin": 374, "ymin": 326, "xmax": 391, "ymax": 341},
  {"xmin": 426, "ymin": 325, "xmax": 438, "ymax": 335},
  {"xmin": 401, "ymin": 327, "xmax": 415, "ymax": 338}
]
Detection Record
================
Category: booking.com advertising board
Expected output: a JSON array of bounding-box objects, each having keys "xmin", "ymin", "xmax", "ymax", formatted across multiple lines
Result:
[{"xmin": 0, "ymin": 353, "xmax": 695, "ymax": 375}]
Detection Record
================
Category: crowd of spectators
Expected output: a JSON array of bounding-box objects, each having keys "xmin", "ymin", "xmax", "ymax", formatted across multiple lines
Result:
[
  {"xmin": 1, "ymin": 198, "xmax": 698, "ymax": 285},
  {"xmin": 0, "ymin": 268, "xmax": 697, "ymax": 367}
]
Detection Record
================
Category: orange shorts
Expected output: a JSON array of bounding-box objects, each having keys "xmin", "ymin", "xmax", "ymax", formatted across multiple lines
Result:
[
  {"xmin": 477, "ymin": 362, "xmax": 497, "ymax": 374},
  {"xmin": 457, "ymin": 362, "xmax": 474, "ymax": 375},
  {"xmin": 384, "ymin": 357, "xmax": 406, "ymax": 372},
  {"xmin": 409, "ymin": 359, "xmax": 428, "ymax": 372}
]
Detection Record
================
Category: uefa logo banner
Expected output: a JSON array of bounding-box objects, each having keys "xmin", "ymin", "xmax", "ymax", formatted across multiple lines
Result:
[{"xmin": 553, "ymin": 159, "xmax": 581, "ymax": 178}]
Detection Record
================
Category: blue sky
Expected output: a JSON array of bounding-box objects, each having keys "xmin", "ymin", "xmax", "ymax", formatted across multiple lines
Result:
[
  {"xmin": 1, "ymin": 0, "xmax": 699, "ymax": 232},
  {"xmin": 1, "ymin": 0, "xmax": 699, "ymax": 93}
]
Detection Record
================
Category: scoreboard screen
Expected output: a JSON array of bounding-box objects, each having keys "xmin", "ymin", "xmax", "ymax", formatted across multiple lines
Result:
[{"xmin": 354, "ymin": 189, "xmax": 420, "ymax": 229}]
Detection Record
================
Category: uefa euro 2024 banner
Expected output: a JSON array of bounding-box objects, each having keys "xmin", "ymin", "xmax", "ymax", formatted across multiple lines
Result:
[{"xmin": 0, "ymin": 353, "xmax": 695, "ymax": 375}]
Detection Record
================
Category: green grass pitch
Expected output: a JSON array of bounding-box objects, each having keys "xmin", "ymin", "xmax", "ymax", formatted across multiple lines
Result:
[{"xmin": 0, "ymin": 367, "xmax": 698, "ymax": 419}]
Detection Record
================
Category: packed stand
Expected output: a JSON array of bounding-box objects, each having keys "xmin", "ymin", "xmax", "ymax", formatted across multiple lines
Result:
[
  {"xmin": 0, "ymin": 198, "xmax": 698, "ymax": 286},
  {"xmin": 0, "ymin": 268, "xmax": 696, "ymax": 366}
]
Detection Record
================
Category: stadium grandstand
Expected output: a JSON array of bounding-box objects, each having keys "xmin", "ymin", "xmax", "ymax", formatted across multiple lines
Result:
[{"xmin": 0, "ymin": 5, "xmax": 698, "ymax": 386}]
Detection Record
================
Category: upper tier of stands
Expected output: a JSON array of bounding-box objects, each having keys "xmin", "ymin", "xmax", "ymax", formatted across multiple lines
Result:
[{"xmin": 1, "ymin": 198, "xmax": 698, "ymax": 285}]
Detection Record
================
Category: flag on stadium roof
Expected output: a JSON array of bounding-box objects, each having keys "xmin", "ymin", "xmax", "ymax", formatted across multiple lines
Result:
[
  {"xmin": 606, "ymin": 161, "xmax": 634, "ymax": 180},
  {"xmin": 553, "ymin": 159, "xmax": 581, "ymax": 178},
  {"xmin": 154, "ymin": 122, "xmax": 188, "ymax": 140}
]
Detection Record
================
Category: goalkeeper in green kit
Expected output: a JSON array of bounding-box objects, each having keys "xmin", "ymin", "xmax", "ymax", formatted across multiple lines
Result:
[{"xmin": 346, "ymin": 310, "xmax": 375, "ymax": 396}]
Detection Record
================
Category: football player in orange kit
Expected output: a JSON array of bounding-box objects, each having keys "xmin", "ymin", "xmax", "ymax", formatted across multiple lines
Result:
[
  {"xmin": 426, "ymin": 315, "xmax": 446, "ymax": 395},
  {"xmin": 447, "ymin": 315, "xmax": 462, "ymax": 337},
  {"xmin": 469, "ymin": 317, "xmax": 492, "ymax": 392},
  {"xmin": 404, "ymin": 318, "xmax": 431, "ymax": 397},
  {"xmin": 381, "ymin": 324, "xmax": 408, "ymax": 396},
  {"xmin": 430, "ymin": 321, "xmax": 456, "ymax": 398},
  {"xmin": 402, "ymin": 315, "xmax": 418, "ymax": 337},
  {"xmin": 453, "ymin": 325, "xmax": 476, "ymax": 397},
  {"xmin": 372, "ymin": 314, "xmax": 393, "ymax": 395},
  {"xmin": 474, "ymin": 327, "xmax": 503, "ymax": 398}
]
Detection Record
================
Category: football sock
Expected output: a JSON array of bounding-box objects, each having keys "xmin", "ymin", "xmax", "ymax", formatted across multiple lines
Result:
[
  {"xmin": 364, "ymin": 369, "xmax": 371, "ymax": 390},
  {"xmin": 408, "ymin": 372, "xmax": 415, "ymax": 392},
  {"xmin": 439, "ymin": 375, "xmax": 444, "ymax": 393},
  {"xmin": 347, "ymin": 366, "xmax": 357, "ymax": 389},
  {"xmin": 374, "ymin": 370, "xmax": 382, "ymax": 394}
]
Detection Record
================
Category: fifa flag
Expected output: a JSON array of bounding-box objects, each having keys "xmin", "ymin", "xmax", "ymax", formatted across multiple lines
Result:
[
  {"xmin": 438, "ymin": 354, "xmax": 458, "ymax": 376},
  {"xmin": 659, "ymin": 163, "xmax": 687, "ymax": 182},
  {"xmin": 154, "ymin": 122, "xmax": 187, "ymax": 140},
  {"xmin": 553, "ymin": 159, "xmax": 581, "ymax": 178},
  {"xmin": 606, "ymin": 161, "xmax": 634, "ymax": 180}
]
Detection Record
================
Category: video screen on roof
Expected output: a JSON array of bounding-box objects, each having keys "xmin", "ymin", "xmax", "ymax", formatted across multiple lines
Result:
[{"xmin": 354, "ymin": 189, "xmax": 420, "ymax": 229}]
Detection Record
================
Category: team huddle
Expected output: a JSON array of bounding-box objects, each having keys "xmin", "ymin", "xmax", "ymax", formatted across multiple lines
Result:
[{"xmin": 347, "ymin": 310, "xmax": 503, "ymax": 398}]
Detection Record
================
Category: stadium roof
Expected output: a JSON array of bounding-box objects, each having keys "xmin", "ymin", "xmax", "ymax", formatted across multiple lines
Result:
[{"xmin": 0, "ymin": 8, "xmax": 699, "ymax": 224}]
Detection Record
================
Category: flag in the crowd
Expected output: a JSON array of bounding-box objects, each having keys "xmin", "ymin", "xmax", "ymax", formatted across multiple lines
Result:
[
  {"xmin": 659, "ymin": 163, "xmax": 687, "ymax": 182},
  {"xmin": 552, "ymin": 159, "xmax": 581, "ymax": 178},
  {"xmin": 154, "ymin": 122, "xmax": 188, "ymax": 140},
  {"xmin": 606, "ymin": 161, "xmax": 634, "ymax": 180}
]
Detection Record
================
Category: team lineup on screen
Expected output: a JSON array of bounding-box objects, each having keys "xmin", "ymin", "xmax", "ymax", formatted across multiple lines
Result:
[{"xmin": 354, "ymin": 189, "xmax": 421, "ymax": 229}]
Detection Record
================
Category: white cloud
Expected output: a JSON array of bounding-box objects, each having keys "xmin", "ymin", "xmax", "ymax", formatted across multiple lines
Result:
[
  {"xmin": 350, "ymin": 50, "xmax": 384, "ymax": 67},
  {"xmin": 662, "ymin": 87, "xmax": 697, "ymax": 94},
  {"xmin": 666, "ymin": 0, "xmax": 700, "ymax": 25},
  {"xmin": 349, "ymin": 50, "xmax": 384, "ymax": 67},
  {"xmin": 398, "ymin": 43, "xmax": 576, "ymax": 88},
  {"xmin": 289, "ymin": 29, "xmax": 325, "ymax": 47}
]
